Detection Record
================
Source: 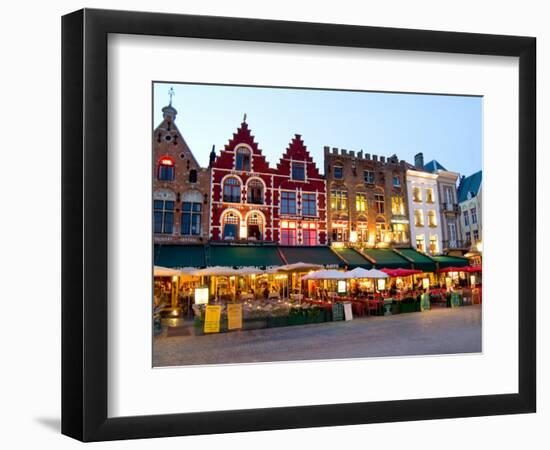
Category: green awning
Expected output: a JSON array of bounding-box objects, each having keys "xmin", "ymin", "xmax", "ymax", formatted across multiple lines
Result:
[
  {"xmin": 431, "ymin": 255, "xmax": 470, "ymax": 269},
  {"xmin": 396, "ymin": 248, "xmax": 436, "ymax": 272},
  {"xmin": 154, "ymin": 244, "xmax": 206, "ymax": 268},
  {"xmin": 279, "ymin": 246, "xmax": 345, "ymax": 268},
  {"xmin": 208, "ymin": 245, "xmax": 284, "ymax": 268},
  {"xmin": 332, "ymin": 247, "xmax": 373, "ymax": 269},
  {"xmin": 361, "ymin": 248, "xmax": 412, "ymax": 269}
]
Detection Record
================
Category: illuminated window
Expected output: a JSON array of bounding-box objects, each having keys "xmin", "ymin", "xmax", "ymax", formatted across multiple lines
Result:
[
  {"xmin": 281, "ymin": 191, "xmax": 296, "ymax": 214},
  {"xmin": 280, "ymin": 220, "xmax": 297, "ymax": 245},
  {"xmin": 364, "ymin": 170, "xmax": 375, "ymax": 184},
  {"xmin": 375, "ymin": 194, "xmax": 385, "ymax": 214},
  {"xmin": 222, "ymin": 212, "xmax": 240, "ymax": 240},
  {"xmin": 292, "ymin": 162, "xmax": 306, "ymax": 180},
  {"xmin": 153, "ymin": 199, "xmax": 174, "ymax": 234},
  {"xmin": 223, "ymin": 177, "xmax": 241, "ymax": 203},
  {"xmin": 392, "ymin": 223, "xmax": 408, "ymax": 243},
  {"xmin": 181, "ymin": 202, "xmax": 201, "ymax": 236},
  {"xmin": 157, "ymin": 157, "xmax": 175, "ymax": 181},
  {"xmin": 235, "ymin": 146, "xmax": 251, "ymax": 171},
  {"xmin": 302, "ymin": 222, "xmax": 317, "ymax": 246},
  {"xmin": 391, "ymin": 195, "xmax": 404, "ymax": 215},
  {"xmin": 247, "ymin": 213, "xmax": 263, "ymax": 241},
  {"xmin": 355, "ymin": 192, "xmax": 367, "ymax": 212},
  {"xmin": 333, "ymin": 166, "xmax": 343, "ymax": 179},
  {"xmin": 428, "ymin": 210, "xmax": 437, "ymax": 227},
  {"xmin": 375, "ymin": 217, "xmax": 387, "ymax": 243},
  {"xmin": 414, "ymin": 209, "xmax": 424, "ymax": 227},
  {"xmin": 331, "ymin": 224, "xmax": 348, "ymax": 243},
  {"xmin": 429, "ymin": 236, "xmax": 438, "ymax": 254},
  {"xmin": 416, "ymin": 235, "xmax": 426, "ymax": 252},
  {"xmin": 302, "ymin": 193, "xmax": 317, "ymax": 216},
  {"xmin": 426, "ymin": 188, "xmax": 434, "ymax": 203},
  {"xmin": 330, "ymin": 190, "xmax": 348, "ymax": 211},
  {"xmin": 413, "ymin": 187, "xmax": 422, "ymax": 202},
  {"xmin": 247, "ymin": 179, "xmax": 264, "ymax": 204}
]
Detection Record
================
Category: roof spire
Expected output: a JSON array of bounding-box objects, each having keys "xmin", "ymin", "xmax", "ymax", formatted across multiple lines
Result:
[
  {"xmin": 242, "ymin": 112, "xmax": 247, "ymax": 123},
  {"xmin": 168, "ymin": 86, "xmax": 175, "ymax": 106}
]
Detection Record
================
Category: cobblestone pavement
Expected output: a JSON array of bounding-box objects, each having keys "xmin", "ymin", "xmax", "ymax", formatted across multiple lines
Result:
[{"xmin": 153, "ymin": 305, "xmax": 482, "ymax": 367}]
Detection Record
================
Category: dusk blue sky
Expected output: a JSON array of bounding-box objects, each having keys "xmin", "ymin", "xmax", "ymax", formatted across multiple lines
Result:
[{"xmin": 153, "ymin": 82, "xmax": 482, "ymax": 178}]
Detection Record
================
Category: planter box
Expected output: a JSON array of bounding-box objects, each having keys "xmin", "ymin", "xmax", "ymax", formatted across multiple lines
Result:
[
  {"xmin": 267, "ymin": 316, "xmax": 288, "ymax": 328},
  {"xmin": 399, "ymin": 302, "xmax": 417, "ymax": 314}
]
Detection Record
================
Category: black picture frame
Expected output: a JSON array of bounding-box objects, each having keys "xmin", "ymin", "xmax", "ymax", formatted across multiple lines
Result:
[{"xmin": 61, "ymin": 8, "xmax": 536, "ymax": 442}]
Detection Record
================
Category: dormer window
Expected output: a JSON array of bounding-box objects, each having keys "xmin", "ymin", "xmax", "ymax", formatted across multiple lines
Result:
[
  {"xmin": 292, "ymin": 162, "xmax": 306, "ymax": 180},
  {"xmin": 157, "ymin": 157, "xmax": 175, "ymax": 181},
  {"xmin": 235, "ymin": 146, "xmax": 251, "ymax": 171}
]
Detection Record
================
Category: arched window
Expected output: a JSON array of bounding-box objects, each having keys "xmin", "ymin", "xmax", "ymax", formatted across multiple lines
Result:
[
  {"xmin": 247, "ymin": 212, "xmax": 263, "ymax": 241},
  {"xmin": 235, "ymin": 146, "xmax": 251, "ymax": 171},
  {"xmin": 157, "ymin": 156, "xmax": 175, "ymax": 181},
  {"xmin": 223, "ymin": 177, "xmax": 241, "ymax": 203},
  {"xmin": 247, "ymin": 179, "xmax": 264, "ymax": 204},
  {"xmin": 222, "ymin": 212, "xmax": 240, "ymax": 240},
  {"xmin": 189, "ymin": 169, "xmax": 197, "ymax": 183}
]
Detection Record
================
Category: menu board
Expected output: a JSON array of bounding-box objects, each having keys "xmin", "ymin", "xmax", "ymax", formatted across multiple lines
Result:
[
  {"xmin": 227, "ymin": 303, "xmax": 243, "ymax": 330},
  {"xmin": 332, "ymin": 302, "xmax": 344, "ymax": 321},
  {"xmin": 204, "ymin": 305, "xmax": 221, "ymax": 333}
]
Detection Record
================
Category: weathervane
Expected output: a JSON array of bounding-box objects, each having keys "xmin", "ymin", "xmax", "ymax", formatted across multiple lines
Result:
[{"xmin": 168, "ymin": 87, "xmax": 175, "ymax": 106}]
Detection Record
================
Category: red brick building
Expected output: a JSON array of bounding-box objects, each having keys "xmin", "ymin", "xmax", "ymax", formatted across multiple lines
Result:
[
  {"xmin": 152, "ymin": 101, "xmax": 210, "ymax": 244},
  {"xmin": 209, "ymin": 120, "xmax": 327, "ymax": 245}
]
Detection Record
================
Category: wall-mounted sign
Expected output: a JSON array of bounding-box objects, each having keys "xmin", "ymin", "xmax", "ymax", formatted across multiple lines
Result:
[{"xmin": 204, "ymin": 305, "xmax": 221, "ymax": 333}]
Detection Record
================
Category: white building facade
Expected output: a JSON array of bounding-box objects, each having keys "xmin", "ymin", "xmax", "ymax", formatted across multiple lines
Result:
[{"xmin": 406, "ymin": 169, "xmax": 443, "ymax": 255}]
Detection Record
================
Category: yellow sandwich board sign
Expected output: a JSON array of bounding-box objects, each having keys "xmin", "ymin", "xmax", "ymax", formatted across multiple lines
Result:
[
  {"xmin": 227, "ymin": 303, "xmax": 243, "ymax": 330},
  {"xmin": 204, "ymin": 305, "xmax": 221, "ymax": 333}
]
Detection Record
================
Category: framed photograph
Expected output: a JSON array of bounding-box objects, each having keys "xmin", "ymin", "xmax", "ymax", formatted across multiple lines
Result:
[{"xmin": 62, "ymin": 8, "xmax": 536, "ymax": 442}]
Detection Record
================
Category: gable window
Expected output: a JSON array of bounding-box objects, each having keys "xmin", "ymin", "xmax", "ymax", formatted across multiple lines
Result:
[
  {"xmin": 247, "ymin": 179, "xmax": 264, "ymax": 204},
  {"xmin": 280, "ymin": 220, "xmax": 297, "ymax": 245},
  {"xmin": 302, "ymin": 222, "xmax": 317, "ymax": 246},
  {"xmin": 330, "ymin": 190, "xmax": 348, "ymax": 211},
  {"xmin": 181, "ymin": 202, "xmax": 201, "ymax": 236},
  {"xmin": 223, "ymin": 177, "xmax": 241, "ymax": 203},
  {"xmin": 188, "ymin": 169, "xmax": 197, "ymax": 183},
  {"xmin": 281, "ymin": 191, "xmax": 296, "ymax": 214},
  {"xmin": 333, "ymin": 166, "xmax": 343, "ymax": 179},
  {"xmin": 153, "ymin": 199, "xmax": 174, "ymax": 234},
  {"xmin": 235, "ymin": 146, "xmax": 251, "ymax": 171},
  {"xmin": 364, "ymin": 170, "xmax": 375, "ymax": 184},
  {"xmin": 222, "ymin": 212, "xmax": 240, "ymax": 240},
  {"xmin": 375, "ymin": 194, "xmax": 385, "ymax": 214},
  {"xmin": 392, "ymin": 175, "xmax": 401, "ymax": 187},
  {"xmin": 292, "ymin": 162, "xmax": 306, "ymax": 181},
  {"xmin": 302, "ymin": 193, "xmax": 317, "ymax": 216},
  {"xmin": 157, "ymin": 157, "xmax": 175, "ymax": 181}
]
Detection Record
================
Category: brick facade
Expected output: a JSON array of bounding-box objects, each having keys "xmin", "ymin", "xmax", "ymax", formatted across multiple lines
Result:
[
  {"xmin": 324, "ymin": 147, "xmax": 411, "ymax": 247},
  {"xmin": 152, "ymin": 104, "xmax": 210, "ymax": 244},
  {"xmin": 209, "ymin": 121, "xmax": 327, "ymax": 245}
]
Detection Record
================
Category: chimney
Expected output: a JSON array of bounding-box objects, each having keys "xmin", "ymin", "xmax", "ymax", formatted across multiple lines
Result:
[{"xmin": 414, "ymin": 152, "xmax": 424, "ymax": 169}]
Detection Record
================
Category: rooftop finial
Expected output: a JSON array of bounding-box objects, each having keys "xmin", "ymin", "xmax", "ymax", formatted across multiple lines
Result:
[
  {"xmin": 168, "ymin": 86, "xmax": 175, "ymax": 106},
  {"xmin": 243, "ymin": 112, "xmax": 247, "ymax": 123}
]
